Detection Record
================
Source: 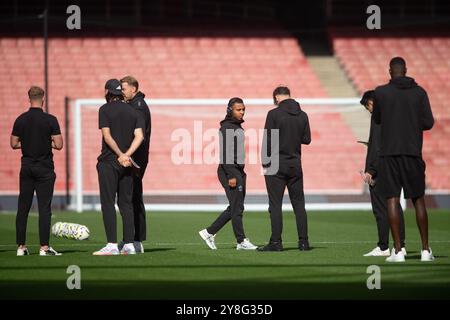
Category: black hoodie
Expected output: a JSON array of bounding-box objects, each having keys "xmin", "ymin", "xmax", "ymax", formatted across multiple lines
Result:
[
  {"xmin": 373, "ymin": 76, "xmax": 434, "ymax": 157},
  {"xmin": 262, "ymin": 98, "xmax": 311, "ymax": 169},
  {"xmin": 128, "ymin": 91, "xmax": 151, "ymax": 165},
  {"xmin": 219, "ymin": 115, "xmax": 245, "ymax": 179}
]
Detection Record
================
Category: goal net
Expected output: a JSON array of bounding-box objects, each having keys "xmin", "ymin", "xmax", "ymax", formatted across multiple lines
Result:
[{"xmin": 71, "ymin": 98, "xmax": 405, "ymax": 212}]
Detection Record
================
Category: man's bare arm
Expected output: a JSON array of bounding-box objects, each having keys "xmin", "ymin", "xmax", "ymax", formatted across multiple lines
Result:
[
  {"xmin": 125, "ymin": 128, "xmax": 144, "ymax": 157},
  {"xmin": 51, "ymin": 134, "xmax": 63, "ymax": 150},
  {"xmin": 10, "ymin": 135, "xmax": 21, "ymax": 149}
]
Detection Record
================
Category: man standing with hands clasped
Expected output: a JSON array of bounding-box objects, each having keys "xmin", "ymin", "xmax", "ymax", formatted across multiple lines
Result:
[{"xmin": 93, "ymin": 79, "xmax": 144, "ymax": 256}]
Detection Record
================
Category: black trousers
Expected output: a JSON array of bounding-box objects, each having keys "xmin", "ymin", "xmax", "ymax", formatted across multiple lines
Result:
[
  {"xmin": 16, "ymin": 166, "xmax": 56, "ymax": 246},
  {"xmin": 97, "ymin": 161, "xmax": 134, "ymax": 243},
  {"xmin": 207, "ymin": 166, "xmax": 246, "ymax": 243},
  {"xmin": 370, "ymin": 186, "xmax": 406, "ymax": 250},
  {"xmin": 132, "ymin": 163, "xmax": 147, "ymax": 241},
  {"xmin": 264, "ymin": 166, "xmax": 308, "ymax": 243}
]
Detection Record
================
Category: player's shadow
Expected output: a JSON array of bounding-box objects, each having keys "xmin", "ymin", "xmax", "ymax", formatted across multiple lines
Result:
[
  {"xmin": 406, "ymin": 254, "xmax": 448, "ymax": 260},
  {"xmin": 283, "ymin": 246, "xmax": 326, "ymax": 251},
  {"xmin": 144, "ymin": 248, "xmax": 176, "ymax": 253}
]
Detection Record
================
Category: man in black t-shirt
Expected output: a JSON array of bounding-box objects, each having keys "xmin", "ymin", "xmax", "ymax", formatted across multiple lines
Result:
[
  {"xmin": 93, "ymin": 79, "xmax": 144, "ymax": 256},
  {"xmin": 373, "ymin": 57, "xmax": 435, "ymax": 262},
  {"xmin": 11, "ymin": 86, "xmax": 63, "ymax": 256}
]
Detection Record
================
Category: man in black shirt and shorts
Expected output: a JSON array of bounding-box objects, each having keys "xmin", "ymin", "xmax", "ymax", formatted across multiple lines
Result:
[
  {"xmin": 11, "ymin": 86, "xmax": 63, "ymax": 256},
  {"xmin": 93, "ymin": 79, "xmax": 144, "ymax": 256},
  {"xmin": 373, "ymin": 57, "xmax": 435, "ymax": 262}
]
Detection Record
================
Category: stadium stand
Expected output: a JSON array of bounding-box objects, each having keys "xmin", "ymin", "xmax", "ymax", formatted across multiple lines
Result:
[
  {"xmin": 331, "ymin": 33, "xmax": 450, "ymax": 190},
  {"xmin": 1, "ymin": 34, "xmax": 371, "ymax": 196}
]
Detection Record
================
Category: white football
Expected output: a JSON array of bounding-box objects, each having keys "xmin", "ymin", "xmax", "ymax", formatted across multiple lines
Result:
[{"xmin": 52, "ymin": 222, "xmax": 90, "ymax": 240}]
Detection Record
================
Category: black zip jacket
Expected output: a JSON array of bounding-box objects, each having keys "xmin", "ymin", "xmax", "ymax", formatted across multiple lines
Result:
[
  {"xmin": 373, "ymin": 76, "xmax": 434, "ymax": 157},
  {"xmin": 129, "ymin": 91, "xmax": 151, "ymax": 165},
  {"xmin": 262, "ymin": 98, "xmax": 311, "ymax": 169},
  {"xmin": 365, "ymin": 114, "xmax": 381, "ymax": 177},
  {"xmin": 219, "ymin": 115, "xmax": 245, "ymax": 179}
]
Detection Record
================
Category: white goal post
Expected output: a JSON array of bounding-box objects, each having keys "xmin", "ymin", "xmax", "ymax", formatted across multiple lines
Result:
[{"xmin": 71, "ymin": 98, "xmax": 406, "ymax": 212}]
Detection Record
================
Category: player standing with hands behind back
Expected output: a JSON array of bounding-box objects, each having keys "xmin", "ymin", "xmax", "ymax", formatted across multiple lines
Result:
[{"xmin": 93, "ymin": 79, "xmax": 144, "ymax": 256}]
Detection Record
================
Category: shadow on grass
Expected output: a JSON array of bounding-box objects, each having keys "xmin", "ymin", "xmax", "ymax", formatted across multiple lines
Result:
[{"xmin": 1, "ymin": 279, "xmax": 449, "ymax": 300}]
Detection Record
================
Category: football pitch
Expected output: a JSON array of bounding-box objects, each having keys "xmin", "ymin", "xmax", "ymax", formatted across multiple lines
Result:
[{"xmin": 0, "ymin": 210, "xmax": 449, "ymax": 300}]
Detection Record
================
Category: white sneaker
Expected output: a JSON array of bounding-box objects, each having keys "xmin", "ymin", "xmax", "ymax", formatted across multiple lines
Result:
[
  {"xmin": 401, "ymin": 247, "xmax": 407, "ymax": 256},
  {"xmin": 39, "ymin": 247, "xmax": 62, "ymax": 256},
  {"xmin": 385, "ymin": 248, "xmax": 405, "ymax": 262},
  {"xmin": 363, "ymin": 247, "xmax": 390, "ymax": 257},
  {"xmin": 199, "ymin": 229, "xmax": 217, "ymax": 250},
  {"xmin": 237, "ymin": 238, "xmax": 258, "ymax": 250},
  {"xmin": 121, "ymin": 243, "xmax": 136, "ymax": 255},
  {"xmin": 17, "ymin": 247, "xmax": 29, "ymax": 256},
  {"xmin": 421, "ymin": 248, "xmax": 435, "ymax": 262},
  {"xmin": 93, "ymin": 243, "xmax": 120, "ymax": 256}
]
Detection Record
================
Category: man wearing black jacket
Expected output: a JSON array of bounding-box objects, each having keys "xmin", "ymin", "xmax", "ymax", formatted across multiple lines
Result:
[
  {"xmin": 360, "ymin": 90, "xmax": 406, "ymax": 257},
  {"xmin": 121, "ymin": 76, "xmax": 151, "ymax": 253},
  {"xmin": 199, "ymin": 98, "xmax": 257, "ymax": 250},
  {"xmin": 258, "ymin": 86, "xmax": 311, "ymax": 252},
  {"xmin": 373, "ymin": 57, "xmax": 435, "ymax": 262}
]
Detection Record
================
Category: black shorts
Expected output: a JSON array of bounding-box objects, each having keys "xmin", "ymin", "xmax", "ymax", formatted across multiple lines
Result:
[{"xmin": 378, "ymin": 155, "xmax": 426, "ymax": 199}]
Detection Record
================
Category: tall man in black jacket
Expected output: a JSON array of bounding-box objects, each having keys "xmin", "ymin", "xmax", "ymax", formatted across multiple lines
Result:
[
  {"xmin": 360, "ymin": 90, "xmax": 406, "ymax": 257},
  {"xmin": 373, "ymin": 57, "xmax": 435, "ymax": 262},
  {"xmin": 198, "ymin": 98, "xmax": 258, "ymax": 250},
  {"xmin": 121, "ymin": 76, "xmax": 151, "ymax": 253},
  {"xmin": 258, "ymin": 86, "xmax": 311, "ymax": 252}
]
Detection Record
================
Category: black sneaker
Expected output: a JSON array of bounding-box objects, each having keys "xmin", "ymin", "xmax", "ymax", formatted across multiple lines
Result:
[
  {"xmin": 298, "ymin": 241, "xmax": 310, "ymax": 251},
  {"xmin": 257, "ymin": 242, "xmax": 283, "ymax": 252},
  {"xmin": 39, "ymin": 247, "xmax": 62, "ymax": 256}
]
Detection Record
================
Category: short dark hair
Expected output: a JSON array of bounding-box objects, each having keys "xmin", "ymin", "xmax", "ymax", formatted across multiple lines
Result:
[
  {"xmin": 273, "ymin": 86, "xmax": 291, "ymax": 97},
  {"xmin": 105, "ymin": 91, "xmax": 124, "ymax": 102},
  {"xmin": 28, "ymin": 86, "xmax": 44, "ymax": 100},
  {"xmin": 360, "ymin": 90, "xmax": 375, "ymax": 106},
  {"xmin": 228, "ymin": 97, "xmax": 244, "ymax": 109},
  {"xmin": 389, "ymin": 56, "xmax": 406, "ymax": 74},
  {"xmin": 120, "ymin": 76, "xmax": 139, "ymax": 91}
]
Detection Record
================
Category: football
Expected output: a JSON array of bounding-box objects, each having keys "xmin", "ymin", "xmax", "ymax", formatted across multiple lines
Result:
[{"xmin": 52, "ymin": 222, "xmax": 90, "ymax": 240}]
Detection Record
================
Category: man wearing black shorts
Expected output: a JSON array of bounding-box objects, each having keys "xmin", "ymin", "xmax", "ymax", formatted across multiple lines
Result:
[
  {"xmin": 11, "ymin": 86, "xmax": 63, "ymax": 256},
  {"xmin": 373, "ymin": 57, "xmax": 435, "ymax": 262}
]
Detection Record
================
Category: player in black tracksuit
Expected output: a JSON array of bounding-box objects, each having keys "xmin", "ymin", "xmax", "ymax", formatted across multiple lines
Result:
[
  {"xmin": 360, "ymin": 90, "xmax": 405, "ymax": 256},
  {"xmin": 121, "ymin": 76, "xmax": 151, "ymax": 252},
  {"xmin": 258, "ymin": 86, "xmax": 311, "ymax": 252},
  {"xmin": 198, "ymin": 98, "xmax": 257, "ymax": 250},
  {"xmin": 373, "ymin": 57, "xmax": 434, "ymax": 261}
]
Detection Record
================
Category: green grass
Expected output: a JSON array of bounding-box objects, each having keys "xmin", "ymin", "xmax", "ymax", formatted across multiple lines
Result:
[{"xmin": 0, "ymin": 209, "xmax": 449, "ymax": 299}]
